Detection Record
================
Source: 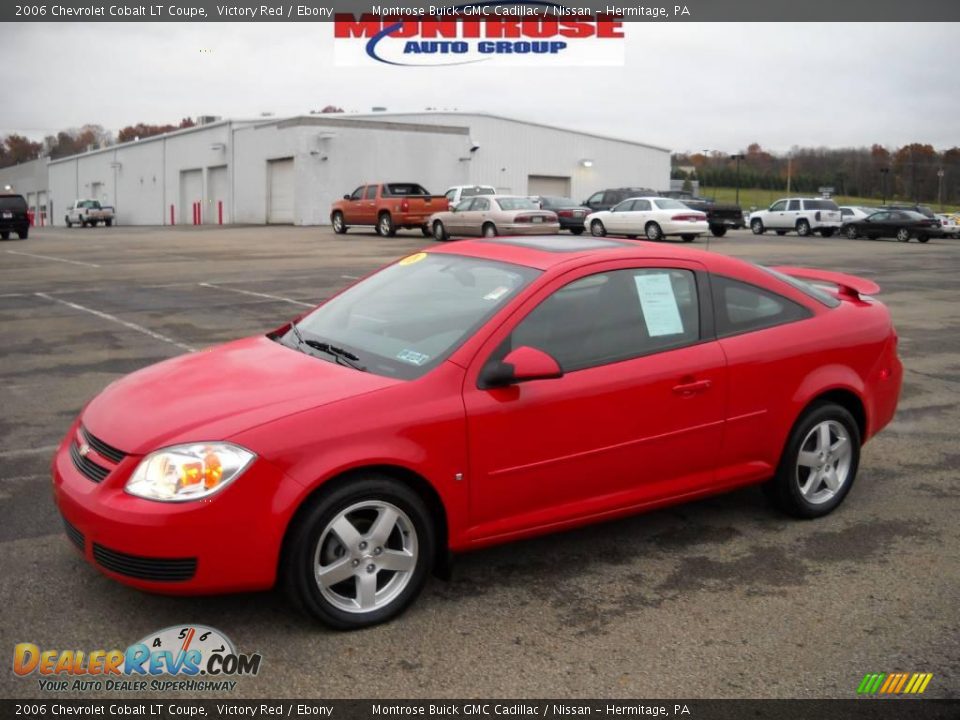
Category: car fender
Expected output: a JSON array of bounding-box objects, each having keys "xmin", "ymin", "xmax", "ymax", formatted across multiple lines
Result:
[{"xmin": 782, "ymin": 364, "xmax": 867, "ymax": 446}]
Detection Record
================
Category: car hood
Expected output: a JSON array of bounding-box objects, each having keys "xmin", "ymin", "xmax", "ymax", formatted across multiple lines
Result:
[{"xmin": 81, "ymin": 336, "xmax": 399, "ymax": 455}]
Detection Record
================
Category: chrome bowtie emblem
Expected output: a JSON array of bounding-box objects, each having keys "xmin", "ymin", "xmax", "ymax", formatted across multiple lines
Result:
[{"xmin": 78, "ymin": 443, "xmax": 91, "ymax": 457}]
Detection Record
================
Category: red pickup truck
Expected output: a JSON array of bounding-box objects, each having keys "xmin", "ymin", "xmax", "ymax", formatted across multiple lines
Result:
[{"xmin": 330, "ymin": 183, "xmax": 445, "ymax": 236}]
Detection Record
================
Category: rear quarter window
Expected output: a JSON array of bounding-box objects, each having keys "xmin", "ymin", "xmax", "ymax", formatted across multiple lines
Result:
[{"xmin": 712, "ymin": 275, "xmax": 813, "ymax": 337}]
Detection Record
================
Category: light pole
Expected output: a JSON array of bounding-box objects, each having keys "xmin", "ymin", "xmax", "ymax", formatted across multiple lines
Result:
[
  {"xmin": 731, "ymin": 153, "xmax": 745, "ymax": 206},
  {"xmin": 880, "ymin": 167, "xmax": 890, "ymax": 205},
  {"xmin": 701, "ymin": 149, "xmax": 711, "ymax": 199},
  {"xmin": 937, "ymin": 168, "xmax": 945, "ymax": 211}
]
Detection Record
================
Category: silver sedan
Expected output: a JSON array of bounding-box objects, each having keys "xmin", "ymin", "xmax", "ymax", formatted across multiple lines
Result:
[{"xmin": 429, "ymin": 195, "xmax": 559, "ymax": 241}]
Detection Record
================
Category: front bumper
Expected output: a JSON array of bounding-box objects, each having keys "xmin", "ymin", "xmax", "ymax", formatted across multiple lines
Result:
[{"xmin": 52, "ymin": 420, "xmax": 302, "ymax": 594}]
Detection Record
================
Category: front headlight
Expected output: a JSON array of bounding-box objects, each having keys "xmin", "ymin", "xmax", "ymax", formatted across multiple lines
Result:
[{"xmin": 125, "ymin": 443, "xmax": 256, "ymax": 502}]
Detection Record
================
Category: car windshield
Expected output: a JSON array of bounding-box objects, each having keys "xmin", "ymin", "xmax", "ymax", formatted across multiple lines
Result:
[
  {"xmin": 286, "ymin": 254, "xmax": 539, "ymax": 379},
  {"xmin": 805, "ymin": 200, "xmax": 839, "ymax": 210},
  {"xmin": 462, "ymin": 187, "xmax": 495, "ymax": 197},
  {"xmin": 497, "ymin": 197, "xmax": 539, "ymax": 211},
  {"xmin": 653, "ymin": 198, "xmax": 689, "ymax": 210}
]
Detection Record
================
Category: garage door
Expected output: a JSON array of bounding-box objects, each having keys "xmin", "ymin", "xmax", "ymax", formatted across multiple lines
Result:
[
  {"xmin": 267, "ymin": 158, "xmax": 294, "ymax": 224},
  {"xmin": 179, "ymin": 169, "xmax": 203, "ymax": 225},
  {"xmin": 528, "ymin": 175, "xmax": 571, "ymax": 198},
  {"xmin": 207, "ymin": 166, "xmax": 228, "ymax": 224}
]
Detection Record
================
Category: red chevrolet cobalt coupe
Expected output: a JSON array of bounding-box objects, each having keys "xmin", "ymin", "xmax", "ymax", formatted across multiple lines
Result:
[{"xmin": 54, "ymin": 236, "xmax": 902, "ymax": 629}]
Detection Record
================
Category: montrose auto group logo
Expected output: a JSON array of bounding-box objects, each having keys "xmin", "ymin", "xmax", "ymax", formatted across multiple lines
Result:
[
  {"xmin": 13, "ymin": 625, "xmax": 262, "ymax": 693},
  {"xmin": 333, "ymin": 2, "xmax": 626, "ymax": 67}
]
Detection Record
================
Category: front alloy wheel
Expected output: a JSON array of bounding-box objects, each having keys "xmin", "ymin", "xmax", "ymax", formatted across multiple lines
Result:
[
  {"xmin": 284, "ymin": 476, "xmax": 434, "ymax": 630},
  {"xmin": 590, "ymin": 220, "xmax": 606, "ymax": 237}
]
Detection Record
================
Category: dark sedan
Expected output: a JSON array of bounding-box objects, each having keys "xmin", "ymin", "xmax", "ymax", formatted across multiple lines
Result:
[
  {"xmin": 533, "ymin": 196, "xmax": 590, "ymax": 235},
  {"xmin": 843, "ymin": 210, "xmax": 943, "ymax": 243}
]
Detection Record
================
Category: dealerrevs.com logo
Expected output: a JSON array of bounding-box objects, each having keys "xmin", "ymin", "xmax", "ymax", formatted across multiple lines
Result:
[
  {"xmin": 334, "ymin": 4, "xmax": 626, "ymax": 67},
  {"xmin": 13, "ymin": 625, "xmax": 262, "ymax": 693}
]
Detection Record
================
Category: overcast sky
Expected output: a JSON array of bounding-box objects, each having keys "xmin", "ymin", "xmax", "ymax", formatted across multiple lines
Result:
[{"xmin": 3, "ymin": 22, "xmax": 959, "ymax": 154}]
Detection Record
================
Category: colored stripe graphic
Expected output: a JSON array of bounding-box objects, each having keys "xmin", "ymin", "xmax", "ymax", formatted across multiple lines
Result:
[{"xmin": 858, "ymin": 672, "xmax": 932, "ymax": 694}]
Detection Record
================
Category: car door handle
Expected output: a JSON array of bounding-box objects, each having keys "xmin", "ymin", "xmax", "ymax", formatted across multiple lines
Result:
[{"xmin": 672, "ymin": 379, "xmax": 712, "ymax": 396}]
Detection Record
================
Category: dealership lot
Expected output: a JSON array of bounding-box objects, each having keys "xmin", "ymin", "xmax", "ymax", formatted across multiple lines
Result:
[{"xmin": 1, "ymin": 226, "xmax": 958, "ymax": 699}]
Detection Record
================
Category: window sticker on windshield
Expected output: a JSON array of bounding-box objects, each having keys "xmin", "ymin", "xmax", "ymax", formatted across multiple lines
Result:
[
  {"xmin": 634, "ymin": 273, "xmax": 685, "ymax": 337},
  {"xmin": 397, "ymin": 349, "xmax": 430, "ymax": 366},
  {"xmin": 398, "ymin": 252, "xmax": 428, "ymax": 266},
  {"xmin": 483, "ymin": 286, "xmax": 510, "ymax": 301}
]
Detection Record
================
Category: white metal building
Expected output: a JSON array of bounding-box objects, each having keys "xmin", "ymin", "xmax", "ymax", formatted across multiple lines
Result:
[
  {"xmin": 41, "ymin": 112, "xmax": 670, "ymax": 227},
  {"xmin": 0, "ymin": 158, "xmax": 50, "ymax": 224}
]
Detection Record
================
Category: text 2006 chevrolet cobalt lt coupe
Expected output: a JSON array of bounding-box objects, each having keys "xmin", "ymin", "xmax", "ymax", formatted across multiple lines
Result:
[{"xmin": 54, "ymin": 236, "xmax": 902, "ymax": 629}]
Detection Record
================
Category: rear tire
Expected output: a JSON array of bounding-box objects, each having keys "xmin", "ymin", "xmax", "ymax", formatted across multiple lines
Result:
[
  {"xmin": 331, "ymin": 212, "xmax": 347, "ymax": 234},
  {"xmin": 680, "ymin": 234, "xmax": 697, "ymax": 242},
  {"xmin": 378, "ymin": 213, "xmax": 397, "ymax": 237},
  {"xmin": 0, "ymin": 232, "xmax": 8, "ymax": 240},
  {"xmin": 65, "ymin": 218, "xmax": 72, "ymax": 228},
  {"xmin": 105, "ymin": 219, "xmax": 113, "ymax": 227},
  {"xmin": 482, "ymin": 223, "xmax": 497, "ymax": 238},
  {"xmin": 432, "ymin": 221, "xmax": 449, "ymax": 242},
  {"xmin": 776, "ymin": 231, "xmax": 787, "ymax": 236},
  {"xmin": 282, "ymin": 474, "xmax": 435, "ymax": 630},
  {"xmin": 420, "ymin": 226, "xmax": 431, "ymax": 237},
  {"xmin": 570, "ymin": 228, "xmax": 585, "ymax": 236},
  {"xmin": 16, "ymin": 229, "xmax": 27, "ymax": 240},
  {"xmin": 590, "ymin": 220, "xmax": 606, "ymax": 237},
  {"xmin": 917, "ymin": 235, "xmax": 930, "ymax": 244},
  {"xmin": 710, "ymin": 225, "xmax": 728, "ymax": 237},
  {"xmin": 796, "ymin": 219, "xmax": 811, "ymax": 237},
  {"xmin": 820, "ymin": 228, "xmax": 835, "ymax": 238},
  {"xmin": 751, "ymin": 219, "xmax": 765, "ymax": 235},
  {"xmin": 764, "ymin": 402, "xmax": 861, "ymax": 519},
  {"xmin": 896, "ymin": 227, "xmax": 911, "ymax": 242},
  {"xmin": 645, "ymin": 222, "xmax": 663, "ymax": 241}
]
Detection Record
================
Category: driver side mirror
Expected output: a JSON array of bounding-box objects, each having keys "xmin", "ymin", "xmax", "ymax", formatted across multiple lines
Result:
[
  {"xmin": 481, "ymin": 346, "xmax": 563, "ymax": 388},
  {"xmin": 343, "ymin": 194, "xmax": 352, "ymax": 200}
]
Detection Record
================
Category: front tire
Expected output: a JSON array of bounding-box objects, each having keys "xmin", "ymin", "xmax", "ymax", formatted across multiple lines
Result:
[
  {"xmin": 590, "ymin": 220, "xmax": 606, "ymax": 237},
  {"xmin": 65, "ymin": 217, "xmax": 72, "ymax": 228},
  {"xmin": 751, "ymin": 219, "xmax": 765, "ymax": 235},
  {"xmin": 846, "ymin": 225, "xmax": 859, "ymax": 240},
  {"xmin": 331, "ymin": 212, "xmax": 347, "ymax": 234},
  {"xmin": 432, "ymin": 220, "xmax": 449, "ymax": 242},
  {"xmin": 710, "ymin": 225, "xmax": 728, "ymax": 237},
  {"xmin": 645, "ymin": 222, "xmax": 663, "ymax": 241},
  {"xmin": 283, "ymin": 475, "xmax": 435, "ymax": 630},
  {"xmin": 765, "ymin": 403, "xmax": 860, "ymax": 519},
  {"xmin": 796, "ymin": 219, "xmax": 811, "ymax": 237}
]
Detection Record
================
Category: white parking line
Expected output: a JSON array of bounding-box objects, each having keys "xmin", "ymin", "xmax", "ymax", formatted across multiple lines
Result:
[
  {"xmin": 198, "ymin": 282, "xmax": 314, "ymax": 308},
  {"xmin": 0, "ymin": 474, "xmax": 45, "ymax": 483},
  {"xmin": 0, "ymin": 445, "xmax": 58, "ymax": 458},
  {"xmin": 341, "ymin": 274, "xmax": 361, "ymax": 280},
  {"xmin": 6, "ymin": 250, "xmax": 101, "ymax": 268},
  {"xmin": 35, "ymin": 293, "xmax": 195, "ymax": 352}
]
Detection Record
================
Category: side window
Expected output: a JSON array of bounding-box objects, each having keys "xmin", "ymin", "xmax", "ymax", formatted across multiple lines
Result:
[
  {"xmin": 455, "ymin": 199, "xmax": 475, "ymax": 212},
  {"xmin": 363, "ymin": 185, "xmax": 377, "ymax": 200},
  {"xmin": 349, "ymin": 186, "xmax": 364, "ymax": 201},
  {"xmin": 712, "ymin": 275, "xmax": 811, "ymax": 337},
  {"xmin": 472, "ymin": 198, "xmax": 490, "ymax": 212},
  {"xmin": 770, "ymin": 200, "xmax": 787, "ymax": 212},
  {"xmin": 612, "ymin": 200, "xmax": 634, "ymax": 213},
  {"xmin": 497, "ymin": 268, "xmax": 700, "ymax": 373},
  {"xmin": 787, "ymin": 200, "xmax": 801, "ymax": 211},
  {"xmin": 633, "ymin": 199, "xmax": 652, "ymax": 211},
  {"xmin": 870, "ymin": 212, "xmax": 888, "ymax": 222}
]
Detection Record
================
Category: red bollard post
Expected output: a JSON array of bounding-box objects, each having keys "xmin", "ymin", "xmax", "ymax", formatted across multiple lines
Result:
[
  {"xmin": 218, "ymin": 201, "xmax": 223, "ymax": 225},
  {"xmin": 170, "ymin": 205, "xmax": 175, "ymax": 226}
]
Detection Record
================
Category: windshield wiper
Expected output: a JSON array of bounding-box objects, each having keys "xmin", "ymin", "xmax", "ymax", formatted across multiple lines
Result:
[{"xmin": 286, "ymin": 324, "xmax": 366, "ymax": 371}]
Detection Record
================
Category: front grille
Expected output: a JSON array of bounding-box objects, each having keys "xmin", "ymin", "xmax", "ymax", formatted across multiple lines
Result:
[
  {"xmin": 81, "ymin": 427, "xmax": 127, "ymax": 464},
  {"xmin": 62, "ymin": 517, "xmax": 85, "ymax": 551},
  {"xmin": 92, "ymin": 544, "xmax": 197, "ymax": 582},
  {"xmin": 69, "ymin": 442, "xmax": 110, "ymax": 483}
]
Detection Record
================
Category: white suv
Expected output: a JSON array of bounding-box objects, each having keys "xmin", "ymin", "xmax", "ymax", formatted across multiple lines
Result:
[{"xmin": 749, "ymin": 198, "xmax": 843, "ymax": 237}]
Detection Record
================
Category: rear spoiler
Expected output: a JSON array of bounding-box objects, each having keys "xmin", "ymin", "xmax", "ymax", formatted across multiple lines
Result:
[{"xmin": 771, "ymin": 266, "xmax": 880, "ymax": 301}]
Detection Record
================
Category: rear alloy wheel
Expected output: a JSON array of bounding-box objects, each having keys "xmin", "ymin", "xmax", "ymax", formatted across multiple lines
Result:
[
  {"xmin": 765, "ymin": 403, "xmax": 860, "ymax": 519},
  {"xmin": 482, "ymin": 223, "xmax": 498, "ymax": 238},
  {"xmin": 331, "ymin": 212, "xmax": 347, "ymax": 234},
  {"xmin": 896, "ymin": 227, "xmax": 911, "ymax": 242},
  {"xmin": 432, "ymin": 221, "xmax": 449, "ymax": 242},
  {"xmin": 680, "ymin": 234, "xmax": 697, "ymax": 242},
  {"xmin": 710, "ymin": 225, "xmax": 728, "ymax": 237},
  {"xmin": 378, "ymin": 213, "xmax": 397, "ymax": 237},
  {"xmin": 751, "ymin": 219, "xmax": 765, "ymax": 235},
  {"xmin": 590, "ymin": 220, "xmax": 606, "ymax": 237},
  {"xmin": 283, "ymin": 476, "xmax": 435, "ymax": 630},
  {"xmin": 796, "ymin": 219, "xmax": 811, "ymax": 237},
  {"xmin": 645, "ymin": 222, "xmax": 663, "ymax": 241},
  {"xmin": 846, "ymin": 225, "xmax": 859, "ymax": 240}
]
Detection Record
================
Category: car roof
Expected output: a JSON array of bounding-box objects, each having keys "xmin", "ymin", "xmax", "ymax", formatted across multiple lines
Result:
[{"xmin": 426, "ymin": 235, "xmax": 738, "ymax": 272}]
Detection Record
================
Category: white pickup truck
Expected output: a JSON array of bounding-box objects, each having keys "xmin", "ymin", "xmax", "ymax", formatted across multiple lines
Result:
[{"xmin": 65, "ymin": 199, "xmax": 114, "ymax": 228}]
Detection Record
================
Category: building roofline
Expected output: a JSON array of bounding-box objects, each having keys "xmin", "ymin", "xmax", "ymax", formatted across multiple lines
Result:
[
  {"xmin": 260, "ymin": 115, "xmax": 471, "ymax": 135},
  {"xmin": 46, "ymin": 119, "xmax": 262, "ymax": 165},
  {"xmin": 348, "ymin": 111, "xmax": 672, "ymax": 153}
]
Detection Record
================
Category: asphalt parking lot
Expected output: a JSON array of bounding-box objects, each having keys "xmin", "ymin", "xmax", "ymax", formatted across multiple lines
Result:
[{"xmin": 1, "ymin": 225, "xmax": 958, "ymax": 700}]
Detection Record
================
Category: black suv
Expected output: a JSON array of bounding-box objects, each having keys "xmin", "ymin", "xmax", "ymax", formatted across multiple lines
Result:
[
  {"xmin": 0, "ymin": 194, "xmax": 29, "ymax": 240},
  {"xmin": 583, "ymin": 187, "xmax": 658, "ymax": 213}
]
